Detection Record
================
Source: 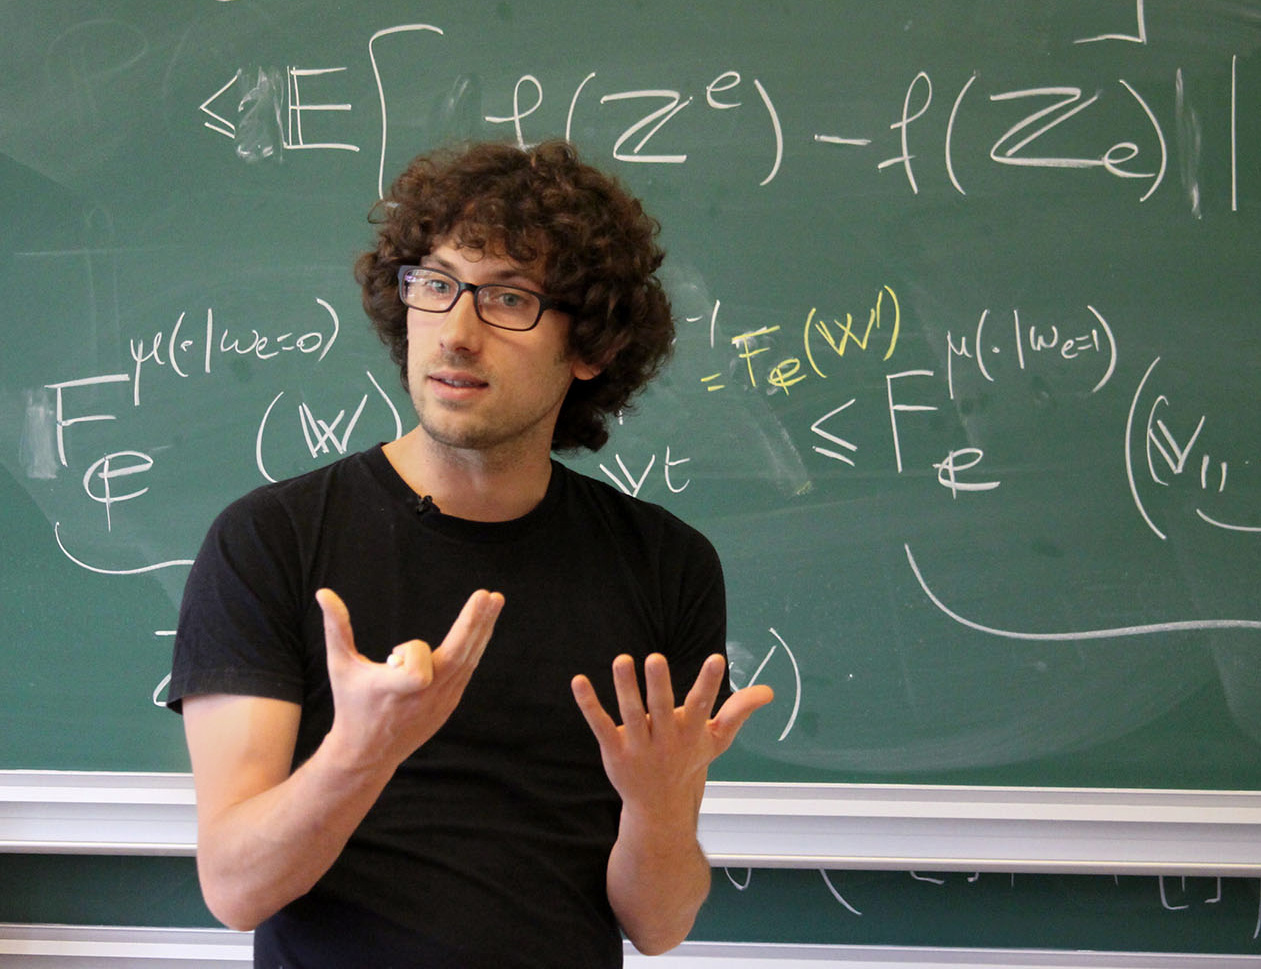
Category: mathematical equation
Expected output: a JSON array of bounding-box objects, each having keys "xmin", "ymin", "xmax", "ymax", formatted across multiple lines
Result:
[
  {"xmin": 39, "ymin": 296, "xmax": 397, "ymax": 541},
  {"xmin": 1128, "ymin": 356, "xmax": 1261, "ymax": 540},
  {"xmin": 718, "ymin": 867, "xmax": 1261, "ymax": 944},
  {"xmin": 126, "ymin": 299, "xmax": 340, "ymax": 406},
  {"xmin": 589, "ymin": 283, "xmax": 1259, "ymax": 554},
  {"xmin": 196, "ymin": 2, "xmax": 1247, "ymax": 210},
  {"xmin": 605, "ymin": 292, "xmax": 1118, "ymax": 494}
]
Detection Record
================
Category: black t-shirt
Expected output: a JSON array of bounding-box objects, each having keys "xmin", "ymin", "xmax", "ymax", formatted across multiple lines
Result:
[{"xmin": 169, "ymin": 447, "xmax": 728, "ymax": 968}]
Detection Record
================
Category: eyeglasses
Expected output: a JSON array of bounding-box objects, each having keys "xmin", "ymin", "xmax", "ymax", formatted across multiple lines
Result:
[{"xmin": 397, "ymin": 265, "xmax": 572, "ymax": 332}]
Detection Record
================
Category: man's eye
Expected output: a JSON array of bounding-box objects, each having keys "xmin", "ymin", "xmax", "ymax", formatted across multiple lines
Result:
[{"xmin": 493, "ymin": 290, "xmax": 527, "ymax": 308}]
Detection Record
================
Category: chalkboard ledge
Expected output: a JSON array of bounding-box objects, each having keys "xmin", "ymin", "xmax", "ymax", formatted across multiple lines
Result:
[
  {"xmin": 0, "ymin": 926, "xmax": 1254, "ymax": 968},
  {"xmin": 0, "ymin": 772, "xmax": 195, "ymax": 857},
  {"xmin": 3, "ymin": 772, "xmax": 1261, "ymax": 875},
  {"xmin": 700, "ymin": 782, "xmax": 1261, "ymax": 875}
]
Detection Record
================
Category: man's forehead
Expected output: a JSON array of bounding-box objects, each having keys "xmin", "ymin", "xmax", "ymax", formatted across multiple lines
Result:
[{"xmin": 433, "ymin": 232, "xmax": 548, "ymax": 278}]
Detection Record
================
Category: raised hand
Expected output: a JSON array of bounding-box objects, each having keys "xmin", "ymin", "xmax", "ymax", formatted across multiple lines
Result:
[
  {"xmin": 318, "ymin": 587, "xmax": 504, "ymax": 770},
  {"xmin": 571, "ymin": 653, "xmax": 773, "ymax": 817},
  {"xmin": 571, "ymin": 652, "xmax": 773, "ymax": 954}
]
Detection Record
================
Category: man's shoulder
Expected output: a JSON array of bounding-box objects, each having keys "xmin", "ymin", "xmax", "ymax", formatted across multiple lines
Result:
[
  {"xmin": 558, "ymin": 460, "xmax": 676, "ymax": 518},
  {"xmin": 222, "ymin": 446, "xmax": 387, "ymax": 517},
  {"xmin": 196, "ymin": 448, "xmax": 398, "ymax": 559},
  {"xmin": 555, "ymin": 461, "xmax": 715, "ymax": 553}
]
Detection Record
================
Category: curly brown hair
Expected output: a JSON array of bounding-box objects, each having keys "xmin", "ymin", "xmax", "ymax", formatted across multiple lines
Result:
[{"xmin": 354, "ymin": 139, "xmax": 674, "ymax": 452}]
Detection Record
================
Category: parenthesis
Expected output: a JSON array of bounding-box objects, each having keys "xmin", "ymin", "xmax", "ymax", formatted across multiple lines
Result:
[
  {"xmin": 366, "ymin": 369, "xmax": 403, "ymax": 440},
  {"xmin": 256, "ymin": 391, "xmax": 284, "ymax": 483},
  {"xmin": 753, "ymin": 78, "xmax": 783, "ymax": 186},
  {"xmin": 169, "ymin": 310, "xmax": 188, "ymax": 378},
  {"xmin": 151, "ymin": 672, "xmax": 172, "ymax": 708},
  {"xmin": 880, "ymin": 285, "xmax": 900, "ymax": 360},
  {"xmin": 974, "ymin": 308, "xmax": 994, "ymax": 383},
  {"xmin": 565, "ymin": 71, "xmax": 596, "ymax": 142},
  {"xmin": 315, "ymin": 298, "xmax": 339, "ymax": 361},
  {"xmin": 767, "ymin": 627, "xmax": 800, "ymax": 742},
  {"xmin": 1119, "ymin": 78, "xmax": 1167, "ymax": 202},
  {"xmin": 802, "ymin": 307, "xmax": 826, "ymax": 378},
  {"xmin": 946, "ymin": 72, "xmax": 978, "ymax": 196},
  {"xmin": 1125, "ymin": 358, "xmax": 1166, "ymax": 539},
  {"xmin": 1085, "ymin": 304, "xmax": 1117, "ymax": 393}
]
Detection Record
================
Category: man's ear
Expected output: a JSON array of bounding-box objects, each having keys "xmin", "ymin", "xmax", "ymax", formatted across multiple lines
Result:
[
  {"xmin": 572, "ymin": 358, "xmax": 603, "ymax": 381},
  {"xmin": 571, "ymin": 332, "xmax": 629, "ymax": 382}
]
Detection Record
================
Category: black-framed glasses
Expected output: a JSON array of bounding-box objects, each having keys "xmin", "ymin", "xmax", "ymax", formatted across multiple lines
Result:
[{"xmin": 397, "ymin": 265, "xmax": 572, "ymax": 332}]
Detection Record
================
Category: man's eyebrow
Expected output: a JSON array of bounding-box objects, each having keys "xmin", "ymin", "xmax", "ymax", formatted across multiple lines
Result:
[{"xmin": 420, "ymin": 253, "xmax": 543, "ymax": 289}]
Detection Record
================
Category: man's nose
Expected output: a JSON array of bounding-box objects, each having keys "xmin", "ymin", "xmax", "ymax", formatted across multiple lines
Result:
[{"xmin": 438, "ymin": 288, "xmax": 483, "ymax": 351}]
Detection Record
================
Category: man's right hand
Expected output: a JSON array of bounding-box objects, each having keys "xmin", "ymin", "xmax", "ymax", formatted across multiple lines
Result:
[
  {"xmin": 184, "ymin": 586, "xmax": 503, "ymax": 930},
  {"xmin": 317, "ymin": 587, "xmax": 504, "ymax": 771}
]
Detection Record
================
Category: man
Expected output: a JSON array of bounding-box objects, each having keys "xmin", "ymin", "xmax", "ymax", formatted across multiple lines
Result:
[{"xmin": 168, "ymin": 139, "xmax": 773, "ymax": 968}]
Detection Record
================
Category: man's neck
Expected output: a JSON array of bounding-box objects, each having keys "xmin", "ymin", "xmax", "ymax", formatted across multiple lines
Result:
[{"xmin": 382, "ymin": 430, "xmax": 554, "ymax": 523}]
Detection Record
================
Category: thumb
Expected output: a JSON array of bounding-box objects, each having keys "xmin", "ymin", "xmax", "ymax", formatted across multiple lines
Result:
[
  {"xmin": 315, "ymin": 588, "xmax": 360, "ymax": 665},
  {"xmin": 710, "ymin": 684, "xmax": 775, "ymax": 751}
]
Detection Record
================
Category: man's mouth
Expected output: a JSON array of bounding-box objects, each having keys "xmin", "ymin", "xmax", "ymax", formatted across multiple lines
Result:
[{"xmin": 430, "ymin": 372, "xmax": 489, "ymax": 390}]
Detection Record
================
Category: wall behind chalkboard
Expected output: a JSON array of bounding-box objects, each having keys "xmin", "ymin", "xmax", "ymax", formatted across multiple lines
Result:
[{"xmin": 2, "ymin": 0, "xmax": 1259, "ymax": 787}]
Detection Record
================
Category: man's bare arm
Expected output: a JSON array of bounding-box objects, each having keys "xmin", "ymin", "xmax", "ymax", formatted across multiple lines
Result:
[
  {"xmin": 184, "ymin": 587, "xmax": 503, "ymax": 931},
  {"xmin": 572, "ymin": 653, "xmax": 773, "ymax": 954}
]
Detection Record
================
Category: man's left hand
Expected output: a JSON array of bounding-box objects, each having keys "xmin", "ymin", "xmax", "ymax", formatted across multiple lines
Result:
[{"xmin": 571, "ymin": 653, "xmax": 773, "ymax": 817}]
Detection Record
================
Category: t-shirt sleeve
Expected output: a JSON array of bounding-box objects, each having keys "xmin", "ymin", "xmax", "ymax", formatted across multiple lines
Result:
[
  {"xmin": 665, "ymin": 523, "xmax": 733, "ymax": 713},
  {"xmin": 166, "ymin": 489, "xmax": 308, "ymax": 713}
]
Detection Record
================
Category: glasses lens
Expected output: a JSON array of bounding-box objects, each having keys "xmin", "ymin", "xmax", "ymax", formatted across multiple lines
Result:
[
  {"xmin": 401, "ymin": 268, "xmax": 457, "ymax": 311},
  {"xmin": 476, "ymin": 286, "xmax": 541, "ymax": 330}
]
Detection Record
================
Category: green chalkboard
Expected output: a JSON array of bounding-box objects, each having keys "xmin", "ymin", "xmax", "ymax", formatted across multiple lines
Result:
[
  {"xmin": 1, "ymin": 856, "xmax": 1259, "ymax": 955},
  {"xmin": 2, "ymin": 0, "xmax": 1260, "ymax": 788}
]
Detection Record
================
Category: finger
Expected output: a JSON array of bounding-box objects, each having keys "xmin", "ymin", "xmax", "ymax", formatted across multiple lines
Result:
[
  {"xmin": 571, "ymin": 673, "xmax": 619, "ymax": 746},
  {"xmin": 437, "ymin": 590, "xmax": 504, "ymax": 668},
  {"xmin": 315, "ymin": 588, "xmax": 360, "ymax": 663},
  {"xmin": 611, "ymin": 654, "xmax": 649, "ymax": 735},
  {"xmin": 642, "ymin": 653, "xmax": 676, "ymax": 725},
  {"xmin": 681, "ymin": 654, "xmax": 728, "ymax": 720},
  {"xmin": 709, "ymin": 684, "xmax": 776, "ymax": 750},
  {"xmin": 388, "ymin": 640, "xmax": 435, "ymax": 688}
]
